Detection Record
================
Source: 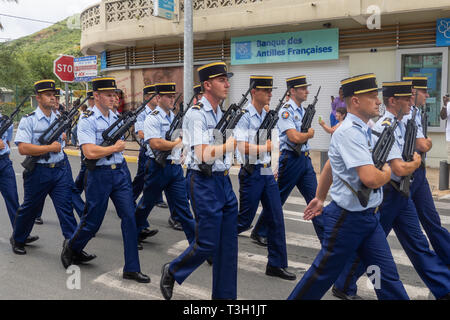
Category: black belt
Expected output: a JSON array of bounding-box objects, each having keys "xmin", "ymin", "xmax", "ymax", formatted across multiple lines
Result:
[
  {"xmin": 241, "ymin": 163, "xmax": 271, "ymax": 169},
  {"xmin": 0, "ymin": 154, "xmax": 10, "ymax": 160},
  {"xmin": 36, "ymin": 160, "xmax": 65, "ymax": 168},
  {"xmin": 150, "ymin": 158, "xmax": 176, "ymax": 165},
  {"xmin": 94, "ymin": 161, "xmax": 125, "ymax": 170}
]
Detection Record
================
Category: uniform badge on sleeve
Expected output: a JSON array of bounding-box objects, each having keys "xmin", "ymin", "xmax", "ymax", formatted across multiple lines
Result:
[{"xmin": 282, "ymin": 111, "xmax": 290, "ymax": 119}]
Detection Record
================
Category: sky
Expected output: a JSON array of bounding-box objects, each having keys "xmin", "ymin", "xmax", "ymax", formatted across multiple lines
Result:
[{"xmin": 0, "ymin": 0, "xmax": 100, "ymax": 42}]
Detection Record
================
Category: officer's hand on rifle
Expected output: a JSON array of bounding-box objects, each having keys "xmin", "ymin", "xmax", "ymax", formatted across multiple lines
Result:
[
  {"xmin": 307, "ymin": 127, "xmax": 315, "ymax": 139},
  {"xmin": 381, "ymin": 163, "xmax": 392, "ymax": 184},
  {"xmin": 113, "ymin": 140, "xmax": 126, "ymax": 153},
  {"xmin": 412, "ymin": 152, "xmax": 422, "ymax": 168},
  {"xmin": 172, "ymin": 137, "xmax": 183, "ymax": 149},
  {"xmin": 225, "ymin": 136, "xmax": 237, "ymax": 153},
  {"xmin": 265, "ymin": 139, "xmax": 272, "ymax": 153},
  {"xmin": 0, "ymin": 139, "xmax": 5, "ymax": 150},
  {"xmin": 138, "ymin": 131, "xmax": 145, "ymax": 140},
  {"xmin": 62, "ymin": 132, "xmax": 67, "ymax": 142},
  {"xmin": 49, "ymin": 141, "xmax": 62, "ymax": 153}
]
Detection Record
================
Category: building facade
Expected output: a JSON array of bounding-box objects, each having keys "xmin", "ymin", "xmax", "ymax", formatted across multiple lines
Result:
[{"xmin": 80, "ymin": 0, "xmax": 450, "ymax": 167}]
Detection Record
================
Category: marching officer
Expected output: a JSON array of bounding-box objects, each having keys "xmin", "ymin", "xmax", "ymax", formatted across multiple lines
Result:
[
  {"xmin": 1, "ymin": 108, "xmax": 37, "ymax": 242},
  {"xmin": 235, "ymin": 75, "xmax": 295, "ymax": 280},
  {"xmin": 34, "ymin": 89, "xmax": 85, "ymax": 225},
  {"xmin": 289, "ymin": 74, "xmax": 409, "ymax": 300},
  {"xmin": 193, "ymin": 84, "xmax": 203, "ymax": 104},
  {"xmin": 134, "ymin": 82, "xmax": 195, "ymax": 248},
  {"xmin": 251, "ymin": 76, "xmax": 324, "ymax": 245},
  {"xmin": 61, "ymin": 77, "xmax": 150, "ymax": 283},
  {"xmin": 11, "ymin": 80, "xmax": 78, "ymax": 255},
  {"xmin": 131, "ymin": 84, "xmax": 167, "ymax": 238},
  {"xmin": 332, "ymin": 80, "xmax": 450, "ymax": 300},
  {"xmin": 160, "ymin": 62, "xmax": 238, "ymax": 300},
  {"xmin": 402, "ymin": 76, "xmax": 450, "ymax": 265}
]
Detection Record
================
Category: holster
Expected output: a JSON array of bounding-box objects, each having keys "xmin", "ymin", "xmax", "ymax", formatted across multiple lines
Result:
[{"xmin": 198, "ymin": 163, "xmax": 212, "ymax": 177}]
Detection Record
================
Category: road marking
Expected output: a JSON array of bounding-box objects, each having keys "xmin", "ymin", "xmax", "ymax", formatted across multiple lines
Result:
[{"xmin": 93, "ymin": 268, "xmax": 245, "ymax": 300}]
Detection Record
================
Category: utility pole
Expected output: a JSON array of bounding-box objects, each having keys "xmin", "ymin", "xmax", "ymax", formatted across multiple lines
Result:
[{"xmin": 184, "ymin": 0, "xmax": 193, "ymax": 105}]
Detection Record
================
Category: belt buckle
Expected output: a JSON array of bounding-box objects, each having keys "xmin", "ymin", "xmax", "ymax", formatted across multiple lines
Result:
[
  {"xmin": 305, "ymin": 152, "xmax": 308, "ymax": 157},
  {"xmin": 374, "ymin": 206, "xmax": 379, "ymax": 214},
  {"xmin": 224, "ymin": 170, "xmax": 229, "ymax": 176},
  {"xmin": 49, "ymin": 163, "xmax": 56, "ymax": 168},
  {"xmin": 171, "ymin": 160, "xmax": 175, "ymax": 165},
  {"xmin": 263, "ymin": 164, "xmax": 268, "ymax": 168},
  {"xmin": 111, "ymin": 164, "xmax": 117, "ymax": 170}
]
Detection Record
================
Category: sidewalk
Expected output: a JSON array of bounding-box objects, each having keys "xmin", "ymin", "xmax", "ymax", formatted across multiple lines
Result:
[{"xmin": 64, "ymin": 143, "xmax": 450, "ymax": 202}]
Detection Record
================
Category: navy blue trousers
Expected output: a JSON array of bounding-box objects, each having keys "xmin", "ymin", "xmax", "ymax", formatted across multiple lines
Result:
[
  {"xmin": 132, "ymin": 147, "xmax": 164, "ymax": 204},
  {"xmin": 169, "ymin": 170, "xmax": 239, "ymax": 300},
  {"xmin": 68, "ymin": 161, "xmax": 141, "ymax": 272},
  {"xmin": 237, "ymin": 165, "xmax": 288, "ymax": 268},
  {"xmin": 288, "ymin": 201, "xmax": 409, "ymax": 300},
  {"xmin": 36, "ymin": 154, "xmax": 84, "ymax": 219},
  {"xmin": 13, "ymin": 162, "xmax": 78, "ymax": 243},
  {"xmin": 0, "ymin": 155, "xmax": 19, "ymax": 227},
  {"xmin": 334, "ymin": 184, "xmax": 450, "ymax": 299},
  {"xmin": 410, "ymin": 166, "xmax": 450, "ymax": 265},
  {"xmin": 135, "ymin": 158, "xmax": 195, "ymax": 243},
  {"xmin": 254, "ymin": 150, "xmax": 324, "ymax": 242}
]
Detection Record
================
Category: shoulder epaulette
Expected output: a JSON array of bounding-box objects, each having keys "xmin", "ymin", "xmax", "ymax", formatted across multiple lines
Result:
[
  {"xmin": 82, "ymin": 110, "xmax": 94, "ymax": 118},
  {"xmin": 352, "ymin": 121, "xmax": 362, "ymax": 129},
  {"xmin": 24, "ymin": 112, "xmax": 35, "ymax": 117},
  {"xmin": 192, "ymin": 102, "xmax": 204, "ymax": 110},
  {"xmin": 282, "ymin": 103, "xmax": 290, "ymax": 109},
  {"xmin": 151, "ymin": 110, "xmax": 159, "ymax": 116},
  {"xmin": 381, "ymin": 117, "xmax": 392, "ymax": 127}
]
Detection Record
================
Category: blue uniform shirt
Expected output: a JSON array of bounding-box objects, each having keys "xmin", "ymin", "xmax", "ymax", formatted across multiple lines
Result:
[
  {"xmin": 0, "ymin": 112, "xmax": 13, "ymax": 156},
  {"xmin": 278, "ymin": 98, "xmax": 309, "ymax": 152},
  {"xmin": 14, "ymin": 107, "xmax": 65, "ymax": 164},
  {"xmin": 183, "ymin": 96, "xmax": 232, "ymax": 172},
  {"xmin": 234, "ymin": 103, "xmax": 271, "ymax": 165},
  {"xmin": 373, "ymin": 110, "xmax": 405, "ymax": 183},
  {"xmin": 144, "ymin": 105, "xmax": 180, "ymax": 161},
  {"xmin": 77, "ymin": 105, "xmax": 124, "ymax": 166},
  {"xmin": 328, "ymin": 113, "xmax": 383, "ymax": 211}
]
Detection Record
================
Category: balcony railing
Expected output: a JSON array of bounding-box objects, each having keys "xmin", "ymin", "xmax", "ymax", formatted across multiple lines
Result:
[{"xmin": 81, "ymin": 0, "xmax": 266, "ymax": 32}]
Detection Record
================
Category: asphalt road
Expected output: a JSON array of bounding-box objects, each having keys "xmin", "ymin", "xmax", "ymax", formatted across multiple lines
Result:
[{"xmin": 0, "ymin": 146, "xmax": 449, "ymax": 300}]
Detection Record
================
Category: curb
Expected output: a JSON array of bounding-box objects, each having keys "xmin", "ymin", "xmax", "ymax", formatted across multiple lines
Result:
[{"xmin": 63, "ymin": 149, "xmax": 138, "ymax": 163}]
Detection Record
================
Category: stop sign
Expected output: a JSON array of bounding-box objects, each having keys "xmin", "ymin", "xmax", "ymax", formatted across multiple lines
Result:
[{"xmin": 53, "ymin": 55, "xmax": 74, "ymax": 82}]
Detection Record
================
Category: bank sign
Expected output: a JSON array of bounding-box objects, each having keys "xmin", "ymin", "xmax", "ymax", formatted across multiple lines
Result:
[
  {"xmin": 436, "ymin": 18, "xmax": 450, "ymax": 47},
  {"xmin": 231, "ymin": 28, "xmax": 339, "ymax": 65}
]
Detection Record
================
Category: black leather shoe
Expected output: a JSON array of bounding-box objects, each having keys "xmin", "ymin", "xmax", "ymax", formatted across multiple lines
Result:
[
  {"xmin": 73, "ymin": 250, "xmax": 97, "ymax": 264},
  {"xmin": 332, "ymin": 285, "xmax": 363, "ymax": 300},
  {"xmin": 35, "ymin": 218, "xmax": 43, "ymax": 225},
  {"xmin": 137, "ymin": 242, "xmax": 143, "ymax": 250},
  {"xmin": 10, "ymin": 237, "xmax": 26, "ymax": 255},
  {"xmin": 160, "ymin": 263, "xmax": 175, "ymax": 300},
  {"xmin": 265, "ymin": 265, "xmax": 297, "ymax": 281},
  {"xmin": 61, "ymin": 240, "xmax": 74, "ymax": 269},
  {"xmin": 168, "ymin": 217, "xmax": 183, "ymax": 231},
  {"xmin": 138, "ymin": 228, "xmax": 159, "ymax": 242},
  {"xmin": 156, "ymin": 201, "xmax": 168, "ymax": 208},
  {"xmin": 206, "ymin": 257, "xmax": 213, "ymax": 266},
  {"xmin": 250, "ymin": 232, "xmax": 267, "ymax": 247},
  {"xmin": 123, "ymin": 271, "xmax": 150, "ymax": 283},
  {"xmin": 25, "ymin": 235, "xmax": 39, "ymax": 244}
]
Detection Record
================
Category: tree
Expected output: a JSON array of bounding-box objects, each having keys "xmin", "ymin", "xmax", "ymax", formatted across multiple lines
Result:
[{"xmin": 0, "ymin": 0, "xmax": 18, "ymax": 31}]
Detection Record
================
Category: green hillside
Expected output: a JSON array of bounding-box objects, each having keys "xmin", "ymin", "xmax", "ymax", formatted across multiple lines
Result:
[{"xmin": 0, "ymin": 18, "xmax": 84, "ymax": 115}]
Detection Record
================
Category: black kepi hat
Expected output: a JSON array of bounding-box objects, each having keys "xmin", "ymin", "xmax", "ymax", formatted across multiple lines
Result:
[
  {"xmin": 92, "ymin": 77, "xmax": 117, "ymax": 91},
  {"xmin": 341, "ymin": 73, "xmax": 381, "ymax": 98},
  {"xmin": 198, "ymin": 62, "xmax": 233, "ymax": 82},
  {"xmin": 34, "ymin": 79, "xmax": 57, "ymax": 94}
]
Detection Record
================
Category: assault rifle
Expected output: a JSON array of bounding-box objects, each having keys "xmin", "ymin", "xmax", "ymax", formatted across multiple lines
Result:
[
  {"xmin": 0, "ymin": 95, "xmax": 29, "ymax": 138},
  {"xmin": 242, "ymin": 88, "xmax": 290, "ymax": 174},
  {"xmin": 21, "ymin": 96, "xmax": 89, "ymax": 172},
  {"xmin": 353, "ymin": 119, "xmax": 399, "ymax": 207},
  {"xmin": 83, "ymin": 92, "xmax": 158, "ymax": 170},
  {"xmin": 289, "ymin": 86, "xmax": 321, "ymax": 156},
  {"xmin": 419, "ymin": 105, "xmax": 429, "ymax": 165},
  {"xmin": 198, "ymin": 83, "xmax": 253, "ymax": 176},
  {"xmin": 399, "ymin": 107, "xmax": 418, "ymax": 197},
  {"xmin": 153, "ymin": 92, "xmax": 197, "ymax": 167}
]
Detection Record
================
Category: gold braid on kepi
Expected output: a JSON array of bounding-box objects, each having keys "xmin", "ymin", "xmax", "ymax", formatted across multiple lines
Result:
[{"xmin": 340, "ymin": 73, "xmax": 381, "ymax": 98}]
